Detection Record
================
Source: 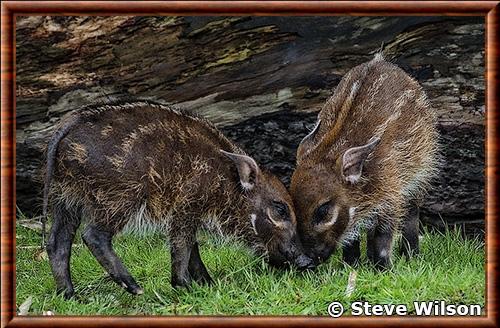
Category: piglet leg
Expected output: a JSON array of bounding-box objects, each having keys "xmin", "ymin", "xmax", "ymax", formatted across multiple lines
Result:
[
  {"xmin": 342, "ymin": 237, "xmax": 361, "ymax": 266},
  {"xmin": 367, "ymin": 222, "xmax": 394, "ymax": 270},
  {"xmin": 188, "ymin": 242, "xmax": 213, "ymax": 285},
  {"xmin": 82, "ymin": 224, "xmax": 143, "ymax": 295},
  {"xmin": 47, "ymin": 203, "xmax": 81, "ymax": 299},
  {"xmin": 399, "ymin": 204, "xmax": 420, "ymax": 258}
]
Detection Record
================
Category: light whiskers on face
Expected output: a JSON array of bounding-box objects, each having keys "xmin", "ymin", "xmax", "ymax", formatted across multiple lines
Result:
[
  {"xmin": 349, "ymin": 206, "xmax": 357, "ymax": 219},
  {"xmin": 250, "ymin": 214, "xmax": 258, "ymax": 235},
  {"xmin": 241, "ymin": 181, "xmax": 254, "ymax": 191}
]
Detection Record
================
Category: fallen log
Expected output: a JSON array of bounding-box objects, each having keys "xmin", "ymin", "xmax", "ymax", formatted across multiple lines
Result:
[{"xmin": 15, "ymin": 16, "xmax": 484, "ymax": 234}]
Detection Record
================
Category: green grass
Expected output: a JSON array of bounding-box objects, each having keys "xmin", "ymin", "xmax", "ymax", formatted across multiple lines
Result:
[{"xmin": 15, "ymin": 220, "xmax": 485, "ymax": 316}]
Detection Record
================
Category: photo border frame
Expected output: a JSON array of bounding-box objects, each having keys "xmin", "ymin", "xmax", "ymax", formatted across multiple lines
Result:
[{"xmin": 1, "ymin": 1, "xmax": 498, "ymax": 327}]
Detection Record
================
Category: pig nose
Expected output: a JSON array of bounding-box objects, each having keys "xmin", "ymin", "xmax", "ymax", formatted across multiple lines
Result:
[{"xmin": 295, "ymin": 254, "xmax": 316, "ymax": 271}]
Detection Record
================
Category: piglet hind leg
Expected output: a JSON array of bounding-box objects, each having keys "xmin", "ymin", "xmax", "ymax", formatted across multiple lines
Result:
[
  {"xmin": 399, "ymin": 203, "xmax": 420, "ymax": 258},
  {"xmin": 82, "ymin": 224, "xmax": 143, "ymax": 295},
  {"xmin": 46, "ymin": 203, "xmax": 82, "ymax": 299},
  {"xmin": 169, "ymin": 223, "xmax": 197, "ymax": 289},
  {"xmin": 188, "ymin": 242, "xmax": 213, "ymax": 285},
  {"xmin": 367, "ymin": 222, "xmax": 394, "ymax": 270}
]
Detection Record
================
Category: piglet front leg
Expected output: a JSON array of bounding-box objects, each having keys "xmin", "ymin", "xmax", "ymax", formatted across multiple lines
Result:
[{"xmin": 367, "ymin": 222, "xmax": 394, "ymax": 270}]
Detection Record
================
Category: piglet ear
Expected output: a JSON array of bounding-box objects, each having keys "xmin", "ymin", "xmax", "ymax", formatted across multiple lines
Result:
[
  {"xmin": 341, "ymin": 137, "xmax": 380, "ymax": 184},
  {"xmin": 297, "ymin": 119, "xmax": 321, "ymax": 161},
  {"xmin": 221, "ymin": 150, "xmax": 261, "ymax": 190}
]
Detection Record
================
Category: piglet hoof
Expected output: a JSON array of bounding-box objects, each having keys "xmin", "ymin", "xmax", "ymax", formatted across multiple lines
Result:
[
  {"xmin": 343, "ymin": 259, "xmax": 360, "ymax": 268},
  {"xmin": 56, "ymin": 285, "xmax": 74, "ymax": 300},
  {"xmin": 342, "ymin": 255, "xmax": 360, "ymax": 267},
  {"xmin": 399, "ymin": 246, "xmax": 420, "ymax": 259},
  {"xmin": 199, "ymin": 275, "xmax": 214, "ymax": 286},
  {"xmin": 372, "ymin": 257, "xmax": 392, "ymax": 271},
  {"xmin": 191, "ymin": 272, "xmax": 213, "ymax": 286},
  {"xmin": 171, "ymin": 276, "xmax": 192, "ymax": 290},
  {"xmin": 128, "ymin": 285, "xmax": 144, "ymax": 295},
  {"xmin": 64, "ymin": 288, "xmax": 75, "ymax": 300},
  {"xmin": 122, "ymin": 282, "xmax": 144, "ymax": 295}
]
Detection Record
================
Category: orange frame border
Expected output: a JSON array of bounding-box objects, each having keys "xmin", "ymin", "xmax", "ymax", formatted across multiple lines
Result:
[{"xmin": 1, "ymin": 1, "xmax": 498, "ymax": 327}]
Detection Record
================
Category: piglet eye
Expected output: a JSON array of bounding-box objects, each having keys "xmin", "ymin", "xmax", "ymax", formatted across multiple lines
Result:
[
  {"xmin": 313, "ymin": 202, "xmax": 331, "ymax": 224},
  {"xmin": 272, "ymin": 201, "xmax": 289, "ymax": 219}
]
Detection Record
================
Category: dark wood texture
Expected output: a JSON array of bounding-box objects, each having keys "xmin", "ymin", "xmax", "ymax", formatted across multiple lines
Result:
[
  {"xmin": 1, "ymin": 1, "xmax": 498, "ymax": 327},
  {"xmin": 3, "ymin": 1, "xmax": 498, "ymax": 15},
  {"xmin": 485, "ymin": 4, "xmax": 499, "ymax": 325},
  {"xmin": 15, "ymin": 15, "xmax": 485, "ymax": 234},
  {"xmin": 3, "ymin": 316, "xmax": 499, "ymax": 328},
  {"xmin": 1, "ymin": 3, "xmax": 15, "ymax": 328}
]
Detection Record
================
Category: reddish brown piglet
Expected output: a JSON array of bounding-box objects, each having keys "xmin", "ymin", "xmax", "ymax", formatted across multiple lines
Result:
[{"xmin": 291, "ymin": 54, "xmax": 440, "ymax": 269}]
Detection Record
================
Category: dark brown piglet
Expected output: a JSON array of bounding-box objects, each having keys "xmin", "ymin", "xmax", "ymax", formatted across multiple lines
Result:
[{"xmin": 43, "ymin": 100, "xmax": 314, "ymax": 299}]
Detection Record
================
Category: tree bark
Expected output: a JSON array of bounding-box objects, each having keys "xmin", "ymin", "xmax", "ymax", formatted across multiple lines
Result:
[{"xmin": 16, "ymin": 16, "xmax": 484, "ymax": 234}]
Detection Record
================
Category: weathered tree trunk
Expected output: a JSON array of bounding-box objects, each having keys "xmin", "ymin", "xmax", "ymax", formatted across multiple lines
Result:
[{"xmin": 15, "ymin": 16, "xmax": 484, "ymax": 234}]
